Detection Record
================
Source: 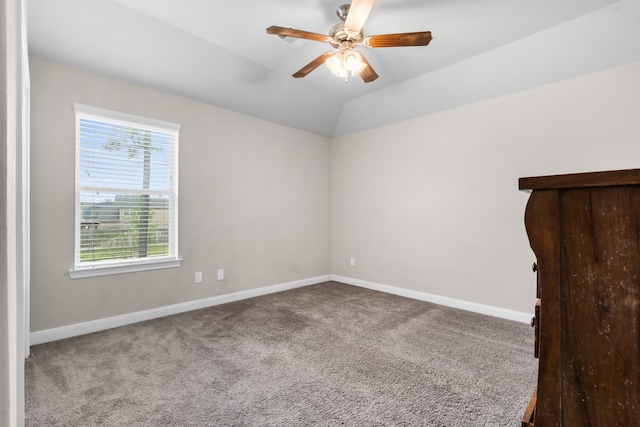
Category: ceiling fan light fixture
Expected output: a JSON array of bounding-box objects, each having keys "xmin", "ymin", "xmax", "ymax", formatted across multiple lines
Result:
[{"xmin": 325, "ymin": 49, "xmax": 365, "ymax": 80}]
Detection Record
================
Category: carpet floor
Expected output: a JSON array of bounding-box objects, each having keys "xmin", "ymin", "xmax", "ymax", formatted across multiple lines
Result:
[{"xmin": 25, "ymin": 281, "xmax": 537, "ymax": 426}]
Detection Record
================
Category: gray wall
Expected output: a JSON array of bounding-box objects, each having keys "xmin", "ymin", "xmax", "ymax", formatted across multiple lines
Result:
[
  {"xmin": 30, "ymin": 57, "xmax": 640, "ymax": 333},
  {"xmin": 29, "ymin": 58, "xmax": 331, "ymax": 332},
  {"xmin": 331, "ymin": 60, "xmax": 640, "ymax": 313}
]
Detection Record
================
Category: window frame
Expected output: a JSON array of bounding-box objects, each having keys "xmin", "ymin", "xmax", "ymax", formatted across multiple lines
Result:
[{"xmin": 69, "ymin": 104, "xmax": 182, "ymax": 279}]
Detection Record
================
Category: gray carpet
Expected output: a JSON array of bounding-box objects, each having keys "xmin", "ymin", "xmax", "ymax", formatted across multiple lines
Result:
[{"xmin": 25, "ymin": 281, "xmax": 537, "ymax": 426}]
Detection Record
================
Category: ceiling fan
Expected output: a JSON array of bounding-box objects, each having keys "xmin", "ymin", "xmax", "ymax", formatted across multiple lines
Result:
[{"xmin": 266, "ymin": 0, "xmax": 432, "ymax": 83}]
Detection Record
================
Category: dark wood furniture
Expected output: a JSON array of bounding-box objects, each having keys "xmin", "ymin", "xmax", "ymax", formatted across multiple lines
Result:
[{"xmin": 519, "ymin": 169, "xmax": 640, "ymax": 426}]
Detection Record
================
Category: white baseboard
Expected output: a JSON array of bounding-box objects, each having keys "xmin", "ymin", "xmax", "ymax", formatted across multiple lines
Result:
[
  {"xmin": 330, "ymin": 275, "xmax": 532, "ymax": 324},
  {"xmin": 30, "ymin": 275, "xmax": 331, "ymax": 345},
  {"xmin": 30, "ymin": 273, "xmax": 531, "ymax": 345}
]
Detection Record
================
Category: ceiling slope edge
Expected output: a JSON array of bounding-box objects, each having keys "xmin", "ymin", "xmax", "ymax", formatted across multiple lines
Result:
[
  {"xmin": 332, "ymin": 0, "xmax": 640, "ymax": 138},
  {"xmin": 27, "ymin": 0, "xmax": 346, "ymax": 138}
]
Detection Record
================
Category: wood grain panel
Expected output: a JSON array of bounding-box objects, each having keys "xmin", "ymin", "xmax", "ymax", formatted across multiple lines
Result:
[
  {"xmin": 525, "ymin": 190, "xmax": 562, "ymax": 426},
  {"xmin": 521, "ymin": 169, "xmax": 640, "ymax": 426},
  {"xmin": 520, "ymin": 168, "xmax": 640, "ymax": 192},
  {"xmin": 558, "ymin": 187, "xmax": 640, "ymax": 425}
]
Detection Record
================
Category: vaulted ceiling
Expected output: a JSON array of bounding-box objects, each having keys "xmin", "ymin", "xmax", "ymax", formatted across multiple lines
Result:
[{"xmin": 27, "ymin": 0, "xmax": 639, "ymax": 137}]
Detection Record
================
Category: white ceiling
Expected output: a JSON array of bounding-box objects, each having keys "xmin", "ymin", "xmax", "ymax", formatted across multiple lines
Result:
[{"xmin": 27, "ymin": 0, "xmax": 634, "ymax": 136}]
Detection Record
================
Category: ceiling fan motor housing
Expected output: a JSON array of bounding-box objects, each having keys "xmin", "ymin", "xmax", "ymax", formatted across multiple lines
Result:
[
  {"xmin": 330, "ymin": 4, "xmax": 365, "ymax": 48},
  {"xmin": 328, "ymin": 22, "xmax": 364, "ymax": 48}
]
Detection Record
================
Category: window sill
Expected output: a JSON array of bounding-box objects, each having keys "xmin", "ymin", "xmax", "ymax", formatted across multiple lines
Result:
[{"xmin": 69, "ymin": 258, "xmax": 182, "ymax": 279}]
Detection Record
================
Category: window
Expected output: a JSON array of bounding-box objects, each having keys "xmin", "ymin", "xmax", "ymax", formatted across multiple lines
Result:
[{"xmin": 70, "ymin": 104, "xmax": 181, "ymax": 278}]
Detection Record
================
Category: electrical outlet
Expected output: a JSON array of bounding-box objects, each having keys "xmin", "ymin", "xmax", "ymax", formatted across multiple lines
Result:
[
  {"xmin": 217, "ymin": 269, "xmax": 224, "ymax": 281},
  {"xmin": 195, "ymin": 271, "xmax": 203, "ymax": 283},
  {"xmin": 350, "ymin": 257, "xmax": 356, "ymax": 266}
]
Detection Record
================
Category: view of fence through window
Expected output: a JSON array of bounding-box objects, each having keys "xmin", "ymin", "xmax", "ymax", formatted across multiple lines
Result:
[
  {"xmin": 76, "ymin": 110, "xmax": 177, "ymax": 266},
  {"xmin": 79, "ymin": 193, "xmax": 170, "ymax": 262}
]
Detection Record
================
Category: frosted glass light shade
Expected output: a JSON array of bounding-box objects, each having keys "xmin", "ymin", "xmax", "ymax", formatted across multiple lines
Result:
[
  {"xmin": 325, "ymin": 49, "xmax": 365, "ymax": 78},
  {"xmin": 326, "ymin": 52, "xmax": 347, "ymax": 77},
  {"xmin": 343, "ymin": 51, "xmax": 365, "ymax": 74}
]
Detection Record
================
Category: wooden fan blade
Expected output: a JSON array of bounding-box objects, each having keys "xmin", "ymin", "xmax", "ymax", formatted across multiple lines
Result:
[
  {"xmin": 293, "ymin": 52, "xmax": 334, "ymax": 78},
  {"xmin": 266, "ymin": 26, "xmax": 330, "ymax": 43},
  {"xmin": 344, "ymin": 0, "xmax": 376, "ymax": 33},
  {"xmin": 358, "ymin": 54, "xmax": 379, "ymax": 83},
  {"xmin": 363, "ymin": 31, "xmax": 432, "ymax": 48}
]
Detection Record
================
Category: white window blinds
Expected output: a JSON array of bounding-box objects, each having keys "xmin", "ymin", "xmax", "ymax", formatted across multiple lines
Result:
[{"xmin": 73, "ymin": 104, "xmax": 180, "ymax": 273}]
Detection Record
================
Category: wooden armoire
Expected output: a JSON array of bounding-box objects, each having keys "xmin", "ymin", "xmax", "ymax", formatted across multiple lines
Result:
[{"xmin": 519, "ymin": 169, "xmax": 640, "ymax": 426}]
